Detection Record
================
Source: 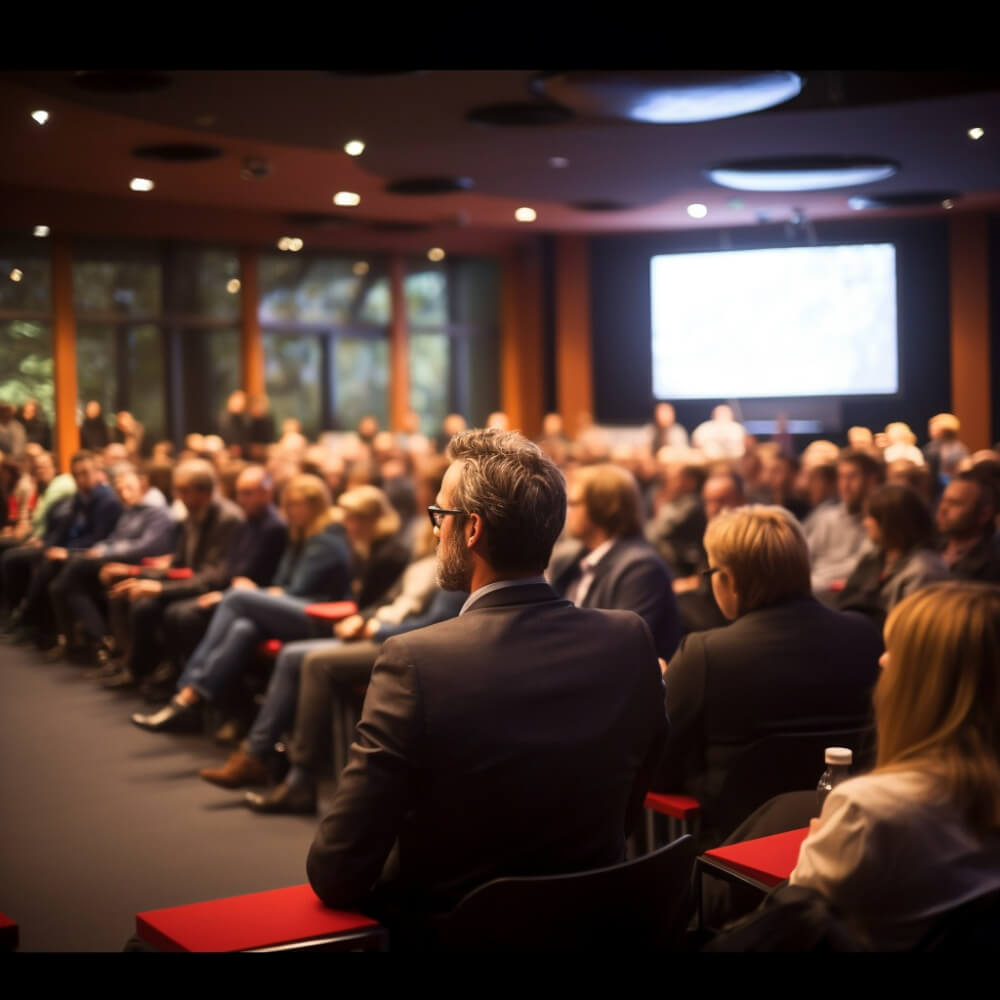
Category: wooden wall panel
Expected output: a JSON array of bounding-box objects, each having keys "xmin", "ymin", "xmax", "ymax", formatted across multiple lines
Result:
[
  {"xmin": 239, "ymin": 248, "xmax": 264, "ymax": 396},
  {"xmin": 51, "ymin": 237, "xmax": 78, "ymax": 471},
  {"xmin": 554, "ymin": 236, "xmax": 593, "ymax": 439},
  {"xmin": 500, "ymin": 244, "xmax": 545, "ymax": 438},
  {"xmin": 388, "ymin": 254, "xmax": 410, "ymax": 432},
  {"xmin": 949, "ymin": 215, "xmax": 991, "ymax": 451}
]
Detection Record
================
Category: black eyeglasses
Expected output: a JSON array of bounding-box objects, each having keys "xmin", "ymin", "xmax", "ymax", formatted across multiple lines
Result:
[
  {"xmin": 427, "ymin": 504, "xmax": 468, "ymax": 529},
  {"xmin": 700, "ymin": 566, "xmax": 721, "ymax": 580}
]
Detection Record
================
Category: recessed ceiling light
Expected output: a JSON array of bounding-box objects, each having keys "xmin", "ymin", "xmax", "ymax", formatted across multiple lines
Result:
[
  {"xmin": 333, "ymin": 191, "xmax": 361, "ymax": 206},
  {"xmin": 31, "ymin": 110, "xmax": 49, "ymax": 125},
  {"xmin": 277, "ymin": 237, "xmax": 290, "ymax": 251},
  {"xmin": 515, "ymin": 207, "xmax": 537, "ymax": 222},
  {"xmin": 344, "ymin": 139, "xmax": 365, "ymax": 156},
  {"xmin": 687, "ymin": 203, "xmax": 708, "ymax": 219},
  {"xmin": 427, "ymin": 247, "xmax": 446, "ymax": 262},
  {"xmin": 968, "ymin": 127, "xmax": 985, "ymax": 140},
  {"xmin": 226, "ymin": 279, "xmax": 241, "ymax": 294},
  {"xmin": 33, "ymin": 225, "xmax": 50, "ymax": 238},
  {"xmin": 10, "ymin": 268, "xmax": 23, "ymax": 282},
  {"xmin": 129, "ymin": 177, "xmax": 154, "ymax": 192},
  {"xmin": 352, "ymin": 261, "xmax": 369, "ymax": 276},
  {"xmin": 942, "ymin": 199, "xmax": 955, "ymax": 210},
  {"xmin": 707, "ymin": 157, "xmax": 898, "ymax": 192},
  {"xmin": 288, "ymin": 237, "xmax": 303, "ymax": 251},
  {"xmin": 549, "ymin": 156, "xmax": 569, "ymax": 168}
]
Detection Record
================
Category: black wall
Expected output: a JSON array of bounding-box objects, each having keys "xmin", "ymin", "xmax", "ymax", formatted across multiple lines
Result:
[{"xmin": 589, "ymin": 216, "xmax": 962, "ymax": 446}]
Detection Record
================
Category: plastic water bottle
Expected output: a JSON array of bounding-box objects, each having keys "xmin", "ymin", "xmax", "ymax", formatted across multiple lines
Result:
[{"xmin": 816, "ymin": 747, "xmax": 853, "ymax": 811}]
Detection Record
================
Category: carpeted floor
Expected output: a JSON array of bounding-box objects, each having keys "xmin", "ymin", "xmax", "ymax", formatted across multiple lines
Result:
[{"xmin": 0, "ymin": 641, "xmax": 331, "ymax": 952}]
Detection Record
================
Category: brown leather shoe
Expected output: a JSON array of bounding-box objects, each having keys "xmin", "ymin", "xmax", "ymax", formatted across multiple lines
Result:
[{"xmin": 199, "ymin": 747, "xmax": 269, "ymax": 789}]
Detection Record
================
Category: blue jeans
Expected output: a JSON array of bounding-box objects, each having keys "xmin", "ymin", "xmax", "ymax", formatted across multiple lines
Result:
[
  {"xmin": 245, "ymin": 638, "xmax": 341, "ymax": 757},
  {"xmin": 177, "ymin": 589, "xmax": 316, "ymax": 703}
]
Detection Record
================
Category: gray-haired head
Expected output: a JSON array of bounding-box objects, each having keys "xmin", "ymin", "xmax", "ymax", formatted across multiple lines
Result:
[{"xmin": 446, "ymin": 427, "xmax": 566, "ymax": 574}]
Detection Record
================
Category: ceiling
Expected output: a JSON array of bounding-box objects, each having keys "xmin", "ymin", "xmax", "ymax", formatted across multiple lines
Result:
[{"xmin": 1, "ymin": 69, "xmax": 999, "ymax": 254}]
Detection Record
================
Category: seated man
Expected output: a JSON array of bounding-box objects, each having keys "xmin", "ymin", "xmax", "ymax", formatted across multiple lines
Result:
[
  {"xmin": 97, "ymin": 458, "xmax": 245, "ymax": 689},
  {"xmin": 935, "ymin": 469, "xmax": 1000, "ymax": 583},
  {"xmin": 305, "ymin": 428, "xmax": 669, "ymax": 950},
  {"xmin": 655, "ymin": 505, "xmax": 882, "ymax": 848},
  {"xmin": 46, "ymin": 464, "xmax": 177, "ymax": 661},
  {"xmin": 550, "ymin": 462, "xmax": 680, "ymax": 661},
  {"xmin": 645, "ymin": 460, "xmax": 707, "ymax": 579},
  {"xmin": 1, "ymin": 449, "xmax": 122, "ymax": 646},
  {"xmin": 804, "ymin": 449, "xmax": 884, "ymax": 603}
]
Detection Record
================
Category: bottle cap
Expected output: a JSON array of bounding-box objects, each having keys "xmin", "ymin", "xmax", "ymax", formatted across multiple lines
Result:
[{"xmin": 825, "ymin": 746, "xmax": 853, "ymax": 765}]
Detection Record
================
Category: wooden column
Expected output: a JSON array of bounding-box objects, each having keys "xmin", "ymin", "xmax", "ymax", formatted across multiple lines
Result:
[
  {"xmin": 51, "ymin": 237, "xmax": 78, "ymax": 471},
  {"xmin": 554, "ymin": 235, "xmax": 594, "ymax": 439},
  {"xmin": 500, "ymin": 243, "xmax": 545, "ymax": 438},
  {"xmin": 239, "ymin": 248, "xmax": 264, "ymax": 396},
  {"xmin": 388, "ymin": 254, "xmax": 410, "ymax": 432},
  {"xmin": 949, "ymin": 214, "xmax": 991, "ymax": 451}
]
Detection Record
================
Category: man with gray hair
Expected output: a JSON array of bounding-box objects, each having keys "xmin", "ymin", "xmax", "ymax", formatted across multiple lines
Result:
[{"xmin": 306, "ymin": 428, "xmax": 669, "ymax": 950}]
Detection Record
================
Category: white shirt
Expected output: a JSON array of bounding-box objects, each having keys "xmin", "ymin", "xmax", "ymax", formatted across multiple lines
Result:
[{"xmin": 790, "ymin": 769, "xmax": 1000, "ymax": 951}]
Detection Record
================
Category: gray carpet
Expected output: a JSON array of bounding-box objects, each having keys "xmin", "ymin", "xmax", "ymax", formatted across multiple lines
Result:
[{"xmin": 0, "ymin": 641, "xmax": 330, "ymax": 952}]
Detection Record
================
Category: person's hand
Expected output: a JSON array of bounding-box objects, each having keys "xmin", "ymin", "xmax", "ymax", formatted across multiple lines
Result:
[
  {"xmin": 85, "ymin": 546, "xmax": 103, "ymax": 558},
  {"xmin": 265, "ymin": 586, "xmax": 283, "ymax": 596},
  {"xmin": 45, "ymin": 546, "xmax": 68, "ymax": 561},
  {"xmin": 672, "ymin": 575, "xmax": 700, "ymax": 594},
  {"xmin": 24, "ymin": 536, "xmax": 43, "ymax": 549},
  {"xmin": 109, "ymin": 578, "xmax": 137, "ymax": 597},
  {"xmin": 196, "ymin": 590, "xmax": 224, "ymax": 610},
  {"xmin": 128, "ymin": 579, "xmax": 163, "ymax": 602},
  {"xmin": 334, "ymin": 614, "xmax": 366, "ymax": 640},
  {"xmin": 100, "ymin": 562, "xmax": 133, "ymax": 585},
  {"xmin": 230, "ymin": 576, "xmax": 257, "ymax": 591},
  {"xmin": 658, "ymin": 657, "xmax": 668, "ymax": 679}
]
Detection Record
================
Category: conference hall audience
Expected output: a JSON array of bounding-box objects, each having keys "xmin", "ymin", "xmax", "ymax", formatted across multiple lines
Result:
[
  {"xmin": 129, "ymin": 473, "xmax": 356, "ymax": 733},
  {"xmin": 804, "ymin": 448, "xmax": 884, "ymax": 603},
  {"xmin": 78, "ymin": 400, "xmax": 110, "ymax": 451},
  {"xmin": 45, "ymin": 464, "xmax": 176, "ymax": 662},
  {"xmin": 838, "ymin": 483, "xmax": 949, "ymax": 629},
  {"xmin": 0, "ymin": 402, "xmax": 27, "ymax": 458},
  {"xmin": 654, "ymin": 505, "xmax": 882, "ymax": 849},
  {"xmin": 936, "ymin": 469, "xmax": 1000, "ymax": 582},
  {"xmin": 648, "ymin": 400, "xmax": 689, "ymax": 453},
  {"xmin": 97, "ymin": 458, "xmax": 245, "ymax": 690},
  {"xmin": 550, "ymin": 462, "xmax": 681, "ymax": 661},
  {"xmin": 923, "ymin": 412, "xmax": 969, "ymax": 490},
  {"xmin": 691, "ymin": 404, "xmax": 746, "ymax": 460},
  {"xmin": 1, "ymin": 449, "xmax": 122, "ymax": 645},
  {"xmin": 644, "ymin": 460, "xmax": 708, "ymax": 579},
  {"xmin": 18, "ymin": 399, "xmax": 51, "ymax": 451}
]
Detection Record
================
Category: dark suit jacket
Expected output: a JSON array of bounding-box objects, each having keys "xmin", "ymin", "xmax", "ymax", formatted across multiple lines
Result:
[
  {"xmin": 306, "ymin": 581, "xmax": 669, "ymax": 937},
  {"xmin": 550, "ymin": 536, "xmax": 681, "ymax": 660},
  {"xmin": 655, "ymin": 595, "xmax": 882, "ymax": 841},
  {"xmin": 945, "ymin": 530, "xmax": 1000, "ymax": 584},
  {"xmin": 146, "ymin": 497, "xmax": 245, "ymax": 600}
]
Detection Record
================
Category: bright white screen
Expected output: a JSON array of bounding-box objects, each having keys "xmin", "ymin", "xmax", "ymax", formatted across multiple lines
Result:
[{"xmin": 650, "ymin": 243, "xmax": 898, "ymax": 399}]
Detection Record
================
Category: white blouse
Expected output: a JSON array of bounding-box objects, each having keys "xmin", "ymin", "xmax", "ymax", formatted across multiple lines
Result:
[{"xmin": 789, "ymin": 769, "xmax": 1000, "ymax": 950}]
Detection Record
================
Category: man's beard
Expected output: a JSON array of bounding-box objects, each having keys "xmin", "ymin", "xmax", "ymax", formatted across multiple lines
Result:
[{"xmin": 436, "ymin": 525, "xmax": 473, "ymax": 592}]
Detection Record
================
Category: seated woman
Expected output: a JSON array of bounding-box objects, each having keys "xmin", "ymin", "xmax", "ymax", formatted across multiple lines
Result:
[
  {"xmin": 335, "ymin": 484, "xmax": 411, "ymax": 610},
  {"xmin": 197, "ymin": 519, "xmax": 464, "ymax": 799},
  {"xmin": 131, "ymin": 473, "xmax": 352, "ymax": 733},
  {"xmin": 655, "ymin": 504, "xmax": 882, "ymax": 848},
  {"xmin": 788, "ymin": 581, "xmax": 1000, "ymax": 950},
  {"xmin": 838, "ymin": 482, "xmax": 949, "ymax": 629}
]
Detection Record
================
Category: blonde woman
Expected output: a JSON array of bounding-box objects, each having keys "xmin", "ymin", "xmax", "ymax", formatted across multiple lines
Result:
[
  {"xmin": 132, "ymin": 473, "xmax": 353, "ymax": 733},
  {"xmin": 789, "ymin": 582, "xmax": 1000, "ymax": 950},
  {"xmin": 335, "ymin": 484, "xmax": 410, "ymax": 608}
]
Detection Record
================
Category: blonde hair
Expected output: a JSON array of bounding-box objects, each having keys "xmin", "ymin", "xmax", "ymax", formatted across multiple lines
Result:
[
  {"xmin": 875, "ymin": 582, "xmax": 1000, "ymax": 833},
  {"xmin": 336, "ymin": 484, "xmax": 401, "ymax": 541},
  {"xmin": 282, "ymin": 473, "xmax": 334, "ymax": 543},
  {"xmin": 703, "ymin": 504, "xmax": 811, "ymax": 615}
]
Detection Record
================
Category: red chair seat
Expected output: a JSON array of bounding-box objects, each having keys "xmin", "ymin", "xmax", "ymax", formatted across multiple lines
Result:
[
  {"xmin": 135, "ymin": 884, "xmax": 385, "ymax": 952},
  {"xmin": 305, "ymin": 601, "xmax": 359, "ymax": 621},
  {"xmin": 644, "ymin": 792, "xmax": 701, "ymax": 821},
  {"xmin": 0, "ymin": 912, "xmax": 18, "ymax": 951},
  {"xmin": 258, "ymin": 638, "xmax": 283, "ymax": 657}
]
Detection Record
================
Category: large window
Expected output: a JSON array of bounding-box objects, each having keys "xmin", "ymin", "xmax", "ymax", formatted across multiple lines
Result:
[
  {"xmin": 259, "ymin": 254, "xmax": 390, "ymax": 434},
  {"xmin": 0, "ymin": 244, "xmax": 53, "ymax": 417},
  {"xmin": 407, "ymin": 257, "xmax": 499, "ymax": 435}
]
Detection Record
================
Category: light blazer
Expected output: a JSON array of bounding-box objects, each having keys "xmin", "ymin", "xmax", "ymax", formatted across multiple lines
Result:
[{"xmin": 306, "ymin": 581, "xmax": 669, "ymax": 931}]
